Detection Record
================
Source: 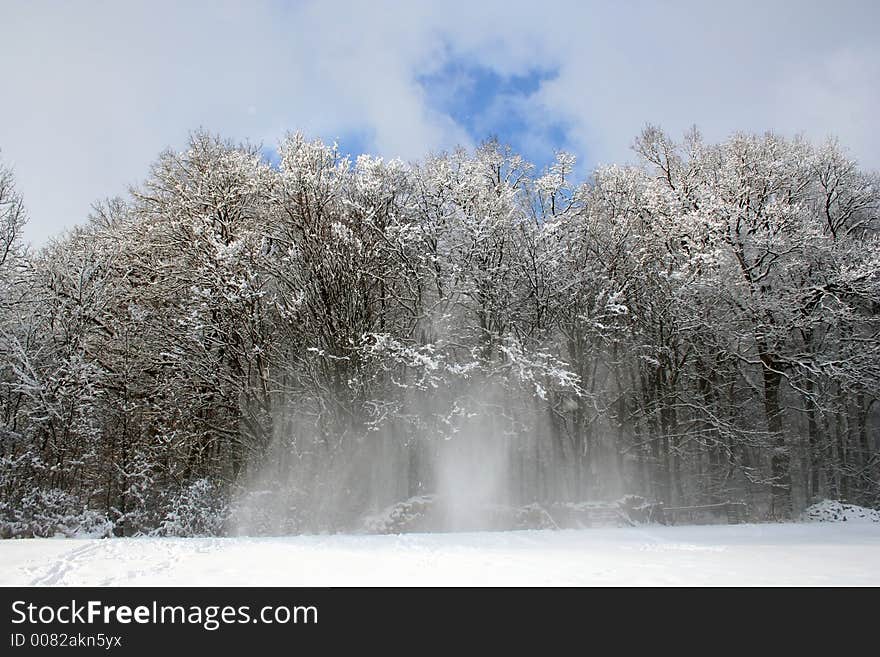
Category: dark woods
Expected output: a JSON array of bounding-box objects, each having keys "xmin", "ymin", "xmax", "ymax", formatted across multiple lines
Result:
[{"xmin": 0, "ymin": 127, "xmax": 878, "ymax": 537}]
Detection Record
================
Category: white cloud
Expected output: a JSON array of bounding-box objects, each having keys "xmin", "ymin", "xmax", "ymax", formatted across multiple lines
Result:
[{"xmin": 1, "ymin": 0, "xmax": 878, "ymax": 244}]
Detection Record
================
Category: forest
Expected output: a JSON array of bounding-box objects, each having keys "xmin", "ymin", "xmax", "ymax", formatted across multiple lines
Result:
[{"xmin": 0, "ymin": 126, "xmax": 878, "ymax": 537}]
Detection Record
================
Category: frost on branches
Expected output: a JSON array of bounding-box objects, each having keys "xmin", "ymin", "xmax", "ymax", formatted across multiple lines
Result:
[{"xmin": 0, "ymin": 128, "xmax": 878, "ymax": 537}]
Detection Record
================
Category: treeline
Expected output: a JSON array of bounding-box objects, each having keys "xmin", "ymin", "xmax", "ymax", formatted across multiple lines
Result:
[{"xmin": 0, "ymin": 127, "xmax": 878, "ymax": 536}]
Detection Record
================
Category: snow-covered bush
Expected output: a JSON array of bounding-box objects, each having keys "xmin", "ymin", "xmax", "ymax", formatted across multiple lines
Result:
[
  {"xmin": 225, "ymin": 487, "xmax": 313, "ymax": 536},
  {"xmin": 0, "ymin": 489, "xmax": 114, "ymax": 538},
  {"xmin": 362, "ymin": 496, "xmax": 559, "ymax": 533},
  {"xmin": 512, "ymin": 503, "xmax": 558, "ymax": 530},
  {"xmin": 800, "ymin": 500, "xmax": 880, "ymax": 523},
  {"xmin": 543, "ymin": 496, "xmax": 667, "ymax": 527},
  {"xmin": 615, "ymin": 495, "xmax": 666, "ymax": 524},
  {"xmin": 152, "ymin": 479, "xmax": 227, "ymax": 537},
  {"xmin": 362, "ymin": 495, "xmax": 439, "ymax": 534}
]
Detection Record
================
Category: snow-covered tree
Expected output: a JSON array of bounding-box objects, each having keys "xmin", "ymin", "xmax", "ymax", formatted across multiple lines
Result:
[{"xmin": 1, "ymin": 127, "xmax": 877, "ymax": 536}]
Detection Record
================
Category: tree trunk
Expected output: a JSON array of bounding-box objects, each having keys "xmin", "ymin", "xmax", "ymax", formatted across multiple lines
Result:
[
  {"xmin": 760, "ymin": 353, "xmax": 790, "ymax": 516},
  {"xmin": 804, "ymin": 379, "xmax": 821, "ymax": 501}
]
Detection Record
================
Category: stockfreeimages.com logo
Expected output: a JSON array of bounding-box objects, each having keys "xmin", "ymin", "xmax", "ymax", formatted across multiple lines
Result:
[{"xmin": 11, "ymin": 599, "xmax": 318, "ymax": 632}]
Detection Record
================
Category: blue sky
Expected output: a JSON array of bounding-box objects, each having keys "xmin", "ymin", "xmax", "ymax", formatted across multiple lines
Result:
[
  {"xmin": 3, "ymin": 0, "xmax": 879, "ymax": 244},
  {"xmin": 266, "ymin": 63, "xmax": 572, "ymax": 173},
  {"xmin": 416, "ymin": 64, "xmax": 570, "ymax": 169}
]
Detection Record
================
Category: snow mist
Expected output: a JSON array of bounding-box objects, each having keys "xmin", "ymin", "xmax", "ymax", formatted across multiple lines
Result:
[{"xmin": 227, "ymin": 372, "xmax": 554, "ymax": 535}]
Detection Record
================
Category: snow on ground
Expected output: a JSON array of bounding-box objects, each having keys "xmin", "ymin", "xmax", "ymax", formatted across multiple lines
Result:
[{"xmin": 1, "ymin": 523, "xmax": 879, "ymax": 586}]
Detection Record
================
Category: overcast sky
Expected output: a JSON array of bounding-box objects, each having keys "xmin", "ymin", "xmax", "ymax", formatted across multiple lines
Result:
[{"xmin": 3, "ymin": 0, "xmax": 879, "ymax": 245}]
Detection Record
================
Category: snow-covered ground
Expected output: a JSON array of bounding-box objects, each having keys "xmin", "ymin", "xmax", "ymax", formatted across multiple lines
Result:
[{"xmin": 2, "ymin": 523, "xmax": 879, "ymax": 586}]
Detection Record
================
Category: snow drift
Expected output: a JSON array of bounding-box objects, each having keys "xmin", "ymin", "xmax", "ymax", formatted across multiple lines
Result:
[{"xmin": 800, "ymin": 500, "xmax": 880, "ymax": 523}]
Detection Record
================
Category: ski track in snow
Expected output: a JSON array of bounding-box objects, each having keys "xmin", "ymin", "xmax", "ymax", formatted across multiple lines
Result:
[{"xmin": 2, "ymin": 523, "xmax": 879, "ymax": 586}]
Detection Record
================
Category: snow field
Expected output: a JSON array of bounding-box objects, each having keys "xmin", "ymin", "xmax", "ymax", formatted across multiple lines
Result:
[{"xmin": 2, "ymin": 522, "xmax": 879, "ymax": 586}]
